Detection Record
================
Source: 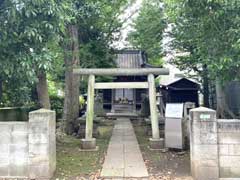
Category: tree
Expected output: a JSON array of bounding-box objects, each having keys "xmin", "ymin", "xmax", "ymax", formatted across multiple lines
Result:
[
  {"xmin": 63, "ymin": 25, "xmax": 80, "ymax": 134},
  {"xmin": 0, "ymin": 0, "xmax": 66, "ymax": 108},
  {"xmin": 164, "ymin": 0, "xmax": 240, "ymax": 115},
  {"xmin": 62, "ymin": 0, "xmax": 131, "ymax": 134},
  {"xmin": 128, "ymin": 0, "xmax": 167, "ymax": 65}
]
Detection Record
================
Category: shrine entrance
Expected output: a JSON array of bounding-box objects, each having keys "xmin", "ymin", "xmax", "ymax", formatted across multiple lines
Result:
[{"xmin": 73, "ymin": 68, "xmax": 169, "ymax": 150}]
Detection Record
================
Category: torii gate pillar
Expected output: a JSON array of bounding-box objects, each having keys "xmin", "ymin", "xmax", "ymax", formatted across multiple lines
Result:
[
  {"xmin": 148, "ymin": 74, "xmax": 164, "ymax": 149},
  {"xmin": 80, "ymin": 74, "xmax": 97, "ymax": 150},
  {"xmin": 74, "ymin": 68, "xmax": 169, "ymax": 150}
]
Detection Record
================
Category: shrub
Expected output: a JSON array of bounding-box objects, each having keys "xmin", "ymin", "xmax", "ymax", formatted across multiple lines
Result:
[{"xmin": 50, "ymin": 95, "xmax": 64, "ymax": 119}]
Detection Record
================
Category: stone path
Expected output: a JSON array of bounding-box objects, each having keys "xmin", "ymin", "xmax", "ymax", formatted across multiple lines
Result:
[{"xmin": 101, "ymin": 118, "xmax": 149, "ymax": 179}]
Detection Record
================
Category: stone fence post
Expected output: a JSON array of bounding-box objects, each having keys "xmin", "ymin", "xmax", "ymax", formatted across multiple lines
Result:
[
  {"xmin": 28, "ymin": 109, "xmax": 56, "ymax": 179},
  {"xmin": 190, "ymin": 107, "xmax": 219, "ymax": 180}
]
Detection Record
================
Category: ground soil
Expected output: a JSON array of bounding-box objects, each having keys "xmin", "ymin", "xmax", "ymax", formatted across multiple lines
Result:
[
  {"xmin": 133, "ymin": 122, "xmax": 193, "ymax": 180},
  {"xmin": 52, "ymin": 120, "xmax": 193, "ymax": 180},
  {"xmin": 52, "ymin": 125, "xmax": 113, "ymax": 180}
]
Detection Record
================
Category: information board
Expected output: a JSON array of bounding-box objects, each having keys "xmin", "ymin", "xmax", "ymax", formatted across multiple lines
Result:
[
  {"xmin": 165, "ymin": 103, "xmax": 184, "ymax": 149},
  {"xmin": 165, "ymin": 103, "xmax": 184, "ymax": 118}
]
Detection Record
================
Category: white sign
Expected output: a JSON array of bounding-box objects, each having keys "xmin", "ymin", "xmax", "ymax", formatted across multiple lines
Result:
[
  {"xmin": 200, "ymin": 114, "xmax": 211, "ymax": 120},
  {"xmin": 165, "ymin": 103, "xmax": 184, "ymax": 118}
]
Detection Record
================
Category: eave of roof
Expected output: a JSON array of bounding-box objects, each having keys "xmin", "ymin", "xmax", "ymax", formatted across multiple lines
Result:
[
  {"xmin": 160, "ymin": 77, "xmax": 199, "ymax": 87},
  {"xmin": 141, "ymin": 63, "xmax": 163, "ymax": 68},
  {"xmin": 160, "ymin": 86, "xmax": 199, "ymax": 91}
]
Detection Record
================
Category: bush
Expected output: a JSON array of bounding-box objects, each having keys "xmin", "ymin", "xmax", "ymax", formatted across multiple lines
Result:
[
  {"xmin": 50, "ymin": 95, "xmax": 86, "ymax": 120},
  {"xmin": 50, "ymin": 95, "xmax": 64, "ymax": 119}
]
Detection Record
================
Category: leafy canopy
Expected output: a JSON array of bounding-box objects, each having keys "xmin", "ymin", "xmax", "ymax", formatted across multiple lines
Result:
[
  {"xmin": 164, "ymin": 0, "xmax": 240, "ymax": 81},
  {"xmin": 128, "ymin": 0, "xmax": 167, "ymax": 66}
]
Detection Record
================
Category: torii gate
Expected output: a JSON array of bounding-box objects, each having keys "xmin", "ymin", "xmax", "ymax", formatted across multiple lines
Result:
[{"xmin": 73, "ymin": 68, "xmax": 169, "ymax": 150}]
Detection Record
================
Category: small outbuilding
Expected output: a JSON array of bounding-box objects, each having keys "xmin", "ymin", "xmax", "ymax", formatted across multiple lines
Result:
[{"xmin": 159, "ymin": 77, "xmax": 200, "ymax": 107}]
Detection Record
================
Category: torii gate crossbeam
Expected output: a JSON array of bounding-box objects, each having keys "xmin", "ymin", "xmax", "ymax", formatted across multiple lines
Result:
[{"xmin": 74, "ymin": 68, "xmax": 169, "ymax": 150}]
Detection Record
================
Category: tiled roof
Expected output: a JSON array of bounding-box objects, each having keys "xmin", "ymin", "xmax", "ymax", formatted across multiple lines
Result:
[{"xmin": 115, "ymin": 50, "xmax": 145, "ymax": 68}]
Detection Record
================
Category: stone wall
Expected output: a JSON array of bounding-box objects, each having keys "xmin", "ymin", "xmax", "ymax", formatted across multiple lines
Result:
[
  {"xmin": 190, "ymin": 107, "xmax": 240, "ymax": 180},
  {"xmin": 0, "ymin": 109, "xmax": 56, "ymax": 179},
  {"xmin": 218, "ymin": 119, "xmax": 240, "ymax": 178},
  {"xmin": 190, "ymin": 107, "xmax": 219, "ymax": 180}
]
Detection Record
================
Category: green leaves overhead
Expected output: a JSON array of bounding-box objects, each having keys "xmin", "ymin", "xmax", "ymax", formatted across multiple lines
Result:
[
  {"xmin": 128, "ymin": 0, "xmax": 167, "ymax": 66},
  {"xmin": 1, "ymin": 0, "xmax": 64, "ymax": 44},
  {"xmin": 0, "ymin": 0, "xmax": 130, "ymax": 106},
  {"xmin": 0, "ymin": 0, "xmax": 131, "ymax": 76},
  {"xmin": 164, "ymin": 0, "xmax": 240, "ymax": 81},
  {"xmin": 0, "ymin": 0, "xmax": 69, "ymax": 106},
  {"xmin": 0, "ymin": 0, "xmax": 66, "ymax": 78},
  {"xmin": 74, "ymin": 0, "xmax": 130, "ymax": 69}
]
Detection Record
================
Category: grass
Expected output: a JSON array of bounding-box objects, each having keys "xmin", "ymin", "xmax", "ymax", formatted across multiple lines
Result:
[
  {"xmin": 52, "ymin": 125, "xmax": 113, "ymax": 179},
  {"xmin": 52, "ymin": 120, "xmax": 190, "ymax": 179},
  {"xmin": 133, "ymin": 123, "xmax": 163, "ymax": 164},
  {"xmin": 133, "ymin": 122, "xmax": 191, "ymax": 178}
]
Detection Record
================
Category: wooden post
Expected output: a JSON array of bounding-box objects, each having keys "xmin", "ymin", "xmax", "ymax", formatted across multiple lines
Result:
[
  {"xmin": 148, "ymin": 74, "xmax": 160, "ymax": 139},
  {"xmin": 86, "ymin": 74, "xmax": 95, "ymax": 139}
]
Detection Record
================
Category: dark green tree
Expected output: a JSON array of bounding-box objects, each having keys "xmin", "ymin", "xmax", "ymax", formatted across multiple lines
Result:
[
  {"xmin": 164, "ymin": 0, "xmax": 240, "ymax": 116},
  {"xmin": 0, "ymin": 0, "xmax": 66, "ymax": 108},
  {"xmin": 128, "ymin": 0, "xmax": 167, "ymax": 65},
  {"xmin": 63, "ymin": 0, "xmax": 132, "ymax": 134}
]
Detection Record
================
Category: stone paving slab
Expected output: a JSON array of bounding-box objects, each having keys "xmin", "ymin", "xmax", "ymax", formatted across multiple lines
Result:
[
  {"xmin": 101, "ymin": 118, "xmax": 149, "ymax": 178},
  {"xmin": 105, "ymin": 179, "xmax": 148, "ymax": 180}
]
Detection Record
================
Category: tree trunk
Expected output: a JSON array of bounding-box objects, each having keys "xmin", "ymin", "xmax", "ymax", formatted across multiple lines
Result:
[
  {"xmin": 216, "ymin": 79, "xmax": 235, "ymax": 118},
  {"xmin": 63, "ymin": 25, "xmax": 80, "ymax": 135},
  {"xmin": 36, "ymin": 70, "xmax": 51, "ymax": 109},
  {"xmin": 0, "ymin": 77, "xmax": 2, "ymax": 103},
  {"xmin": 202, "ymin": 65, "xmax": 210, "ymax": 108}
]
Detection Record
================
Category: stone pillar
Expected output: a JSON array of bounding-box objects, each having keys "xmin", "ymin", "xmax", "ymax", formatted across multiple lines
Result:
[
  {"xmin": 140, "ymin": 94, "xmax": 150, "ymax": 117},
  {"xmin": 148, "ymin": 74, "xmax": 163, "ymax": 149},
  {"xmin": 81, "ymin": 74, "xmax": 96, "ymax": 150},
  {"xmin": 190, "ymin": 107, "xmax": 219, "ymax": 180},
  {"xmin": 111, "ymin": 89, "xmax": 115, "ymax": 113},
  {"xmin": 28, "ymin": 109, "xmax": 56, "ymax": 179},
  {"xmin": 94, "ymin": 93, "xmax": 105, "ymax": 117},
  {"xmin": 133, "ymin": 89, "xmax": 137, "ymax": 113}
]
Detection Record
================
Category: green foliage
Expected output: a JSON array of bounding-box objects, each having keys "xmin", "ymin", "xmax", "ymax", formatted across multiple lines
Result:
[
  {"xmin": 128, "ymin": 0, "xmax": 167, "ymax": 66},
  {"xmin": 164, "ymin": 0, "xmax": 240, "ymax": 81},
  {"xmin": 53, "ymin": 126, "xmax": 113, "ymax": 179},
  {"xmin": 0, "ymin": 0, "xmax": 132, "ymax": 106},
  {"xmin": 0, "ymin": 65, "xmax": 37, "ymax": 107},
  {"xmin": 0, "ymin": 0, "xmax": 67, "ymax": 106},
  {"xmin": 76, "ymin": 0, "xmax": 130, "ymax": 69},
  {"xmin": 49, "ymin": 93, "xmax": 85, "ymax": 120},
  {"xmin": 0, "ymin": 0, "xmax": 66, "ymax": 67},
  {"xmin": 79, "ymin": 95, "xmax": 85, "ymax": 109},
  {"xmin": 1, "ymin": 83, "xmax": 33, "ymax": 107},
  {"xmin": 50, "ymin": 95, "xmax": 64, "ymax": 119},
  {"xmin": 48, "ymin": 79, "xmax": 58, "ymax": 97},
  {"xmin": 79, "ymin": 42, "xmax": 116, "ymax": 68},
  {"xmin": 73, "ymin": 0, "xmax": 131, "ymax": 93}
]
